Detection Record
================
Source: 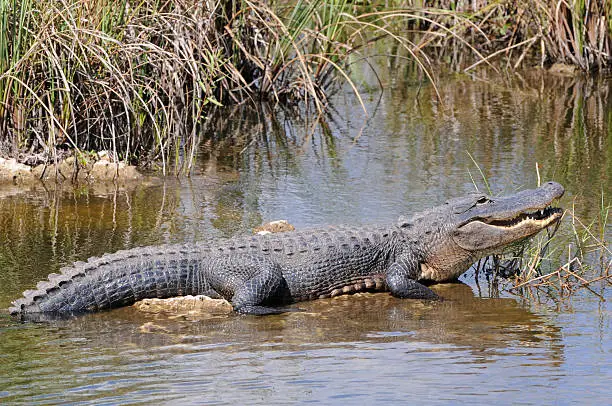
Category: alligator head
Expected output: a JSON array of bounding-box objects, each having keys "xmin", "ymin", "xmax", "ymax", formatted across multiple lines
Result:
[{"xmin": 399, "ymin": 181, "xmax": 565, "ymax": 282}]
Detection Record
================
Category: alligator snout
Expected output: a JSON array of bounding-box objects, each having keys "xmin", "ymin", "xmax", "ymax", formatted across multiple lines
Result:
[{"xmin": 542, "ymin": 181, "xmax": 565, "ymax": 198}]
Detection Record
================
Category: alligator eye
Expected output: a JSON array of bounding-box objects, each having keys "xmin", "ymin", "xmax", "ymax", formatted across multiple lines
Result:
[{"xmin": 476, "ymin": 197, "xmax": 489, "ymax": 205}]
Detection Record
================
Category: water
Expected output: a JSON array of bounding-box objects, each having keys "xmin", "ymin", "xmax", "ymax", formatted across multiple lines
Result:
[{"xmin": 0, "ymin": 70, "xmax": 610, "ymax": 404}]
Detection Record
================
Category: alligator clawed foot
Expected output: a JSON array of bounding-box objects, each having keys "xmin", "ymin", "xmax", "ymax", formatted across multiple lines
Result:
[{"xmin": 234, "ymin": 305, "xmax": 296, "ymax": 315}]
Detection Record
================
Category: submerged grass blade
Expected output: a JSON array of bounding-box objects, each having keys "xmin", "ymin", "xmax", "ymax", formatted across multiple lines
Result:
[{"xmin": 466, "ymin": 151, "xmax": 492, "ymax": 194}]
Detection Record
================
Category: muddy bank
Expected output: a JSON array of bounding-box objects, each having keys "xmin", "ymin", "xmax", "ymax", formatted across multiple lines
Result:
[
  {"xmin": 0, "ymin": 152, "xmax": 143, "ymax": 185},
  {"xmin": 134, "ymin": 295, "xmax": 233, "ymax": 316}
]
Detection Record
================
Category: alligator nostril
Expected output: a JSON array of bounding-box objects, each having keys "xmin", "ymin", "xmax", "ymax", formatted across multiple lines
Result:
[{"xmin": 543, "ymin": 181, "xmax": 565, "ymax": 198}]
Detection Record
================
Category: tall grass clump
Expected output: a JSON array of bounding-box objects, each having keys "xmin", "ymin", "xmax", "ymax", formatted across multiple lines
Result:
[
  {"xmin": 0, "ymin": 0, "xmax": 226, "ymax": 173},
  {"xmin": 0, "ymin": 0, "xmax": 450, "ymax": 173},
  {"xmin": 535, "ymin": 0, "xmax": 611, "ymax": 70},
  {"xmin": 383, "ymin": 1, "xmax": 611, "ymax": 71},
  {"xmin": 1, "ymin": 1, "xmax": 609, "ymax": 174}
]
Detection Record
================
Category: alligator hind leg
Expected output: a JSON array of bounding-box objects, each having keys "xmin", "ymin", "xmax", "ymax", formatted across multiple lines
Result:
[
  {"xmin": 204, "ymin": 255, "xmax": 290, "ymax": 315},
  {"xmin": 231, "ymin": 261, "xmax": 291, "ymax": 315}
]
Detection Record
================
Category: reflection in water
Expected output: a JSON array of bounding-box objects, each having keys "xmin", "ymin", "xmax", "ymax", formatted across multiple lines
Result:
[
  {"xmin": 0, "ymin": 284, "xmax": 563, "ymax": 404},
  {"xmin": 200, "ymin": 72, "xmax": 610, "ymax": 223},
  {"xmin": 0, "ymin": 71, "xmax": 609, "ymax": 404},
  {"xmin": 0, "ymin": 182, "xmax": 183, "ymax": 307}
]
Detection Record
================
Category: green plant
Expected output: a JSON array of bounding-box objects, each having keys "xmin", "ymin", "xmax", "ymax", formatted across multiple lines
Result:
[
  {"xmin": 2, "ymin": 0, "xmax": 609, "ymax": 175},
  {"xmin": 0, "ymin": 0, "xmax": 449, "ymax": 172}
]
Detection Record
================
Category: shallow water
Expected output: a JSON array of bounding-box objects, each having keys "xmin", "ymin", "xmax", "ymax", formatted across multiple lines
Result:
[{"xmin": 0, "ymin": 71, "xmax": 610, "ymax": 404}]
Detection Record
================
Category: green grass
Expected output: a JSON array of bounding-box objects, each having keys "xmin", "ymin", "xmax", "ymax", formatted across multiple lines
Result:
[
  {"xmin": 0, "ymin": 0, "xmax": 442, "ymax": 172},
  {"xmin": 0, "ymin": 1, "xmax": 610, "ymax": 173}
]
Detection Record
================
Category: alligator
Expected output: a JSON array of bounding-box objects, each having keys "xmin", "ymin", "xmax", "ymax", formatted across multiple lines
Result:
[{"xmin": 10, "ymin": 182, "xmax": 564, "ymax": 317}]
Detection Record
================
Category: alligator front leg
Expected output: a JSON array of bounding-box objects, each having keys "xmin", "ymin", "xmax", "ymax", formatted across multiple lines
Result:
[
  {"xmin": 205, "ymin": 255, "xmax": 290, "ymax": 315},
  {"xmin": 386, "ymin": 260, "xmax": 438, "ymax": 300}
]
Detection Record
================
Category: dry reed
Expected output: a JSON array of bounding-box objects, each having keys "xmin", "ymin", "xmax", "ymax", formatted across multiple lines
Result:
[
  {"xmin": 0, "ymin": 0, "xmax": 444, "ymax": 172},
  {"xmin": 0, "ymin": 1, "xmax": 610, "ymax": 173},
  {"xmin": 473, "ymin": 192, "xmax": 610, "ymax": 304}
]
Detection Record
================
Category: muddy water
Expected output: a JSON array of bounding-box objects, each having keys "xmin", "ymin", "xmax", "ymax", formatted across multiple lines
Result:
[{"xmin": 0, "ymin": 71, "xmax": 610, "ymax": 404}]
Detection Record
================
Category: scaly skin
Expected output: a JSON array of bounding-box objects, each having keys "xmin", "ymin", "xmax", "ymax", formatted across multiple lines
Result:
[{"xmin": 10, "ymin": 182, "xmax": 565, "ymax": 317}]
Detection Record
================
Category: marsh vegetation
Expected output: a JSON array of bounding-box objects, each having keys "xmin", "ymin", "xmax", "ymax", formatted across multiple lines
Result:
[{"xmin": 0, "ymin": 0, "xmax": 610, "ymax": 172}]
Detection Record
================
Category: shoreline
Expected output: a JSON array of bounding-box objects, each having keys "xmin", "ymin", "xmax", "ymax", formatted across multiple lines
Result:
[{"xmin": 0, "ymin": 152, "xmax": 144, "ymax": 185}]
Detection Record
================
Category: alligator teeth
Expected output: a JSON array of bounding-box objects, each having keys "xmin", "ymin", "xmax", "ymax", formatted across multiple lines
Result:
[
  {"xmin": 483, "ymin": 205, "xmax": 561, "ymax": 228},
  {"xmin": 526, "ymin": 208, "xmax": 550, "ymax": 220}
]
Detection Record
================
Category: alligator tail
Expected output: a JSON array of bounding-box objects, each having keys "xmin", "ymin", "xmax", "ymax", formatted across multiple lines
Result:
[{"xmin": 9, "ymin": 244, "xmax": 210, "ymax": 316}]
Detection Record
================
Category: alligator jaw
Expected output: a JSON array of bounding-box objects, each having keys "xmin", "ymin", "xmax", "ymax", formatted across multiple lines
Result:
[
  {"xmin": 475, "ymin": 206, "xmax": 563, "ymax": 230},
  {"xmin": 453, "ymin": 191, "xmax": 565, "ymax": 253}
]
